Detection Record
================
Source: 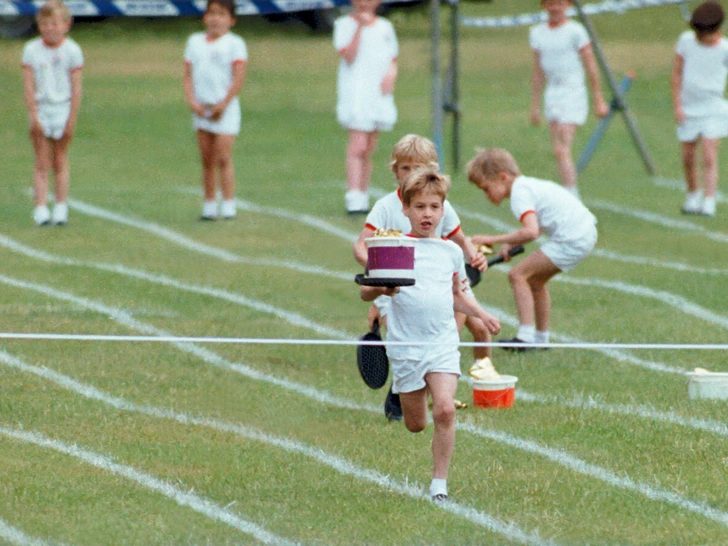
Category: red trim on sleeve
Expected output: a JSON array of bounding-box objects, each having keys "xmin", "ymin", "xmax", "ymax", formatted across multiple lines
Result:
[
  {"xmin": 71, "ymin": 66, "xmax": 84, "ymax": 72},
  {"xmin": 232, "ymin": 59, "xmax": 246, "ymax": 66},
  {"xmin": 520, "ymin": 210, "xmax": 536, "ymax": 223},
  {"xmin": 444, "ymin": 225, "xmax": 462, "ymax": 239},
  {"xmin": 364, "ymin": 223, "xmax": 378, "ymax": 231}
]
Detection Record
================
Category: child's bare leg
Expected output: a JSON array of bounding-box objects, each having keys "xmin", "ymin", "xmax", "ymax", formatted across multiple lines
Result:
[
  {"xmin": 527, "ymin": 253, "xmax": 560, "ymax": 333},
  {"xmin": 549, "ymin": 122, "xmax": 578, "ymax": 190},
  {"xmin": 681, "ymin": 141, "xmax": 699, "ymax": 192},
  {"xmin": 398, "ymin": 387, "xmax": 429, "ymax": 433},
  {"xmin": 31, "ymin": 130, "xmax": 53, "ymax": 206},
  {"xmin": 464, "ymin": 315, "xmax": 491, "ymax": 359},
  {"xmin": 52, "ymin": 138, "xmax": 71, "ymax": 204},
  {"xmin": 426, "ymin": 372, "xmax": 458, "ymax": 480},
  {"xmin": 701, "ymin": 138, "xmax": 720, "ymax": 198},
  {"xmin": 213, "ymin": 134, "xmax": 236, "ymax": 201},
  {"xmin": 509, "ymin": 251, "xmax": 560, "ymax": 336},
  {"xmin": 197, "ymin": 130, "xmax": 217, "ymax": 201},
  {"xmin": 361, "ymin": 131, "xmax": 379, "ymax": 192},
  {"xmin": 346, "ymin": 130, "xmax": 374, "ymax": 192}
]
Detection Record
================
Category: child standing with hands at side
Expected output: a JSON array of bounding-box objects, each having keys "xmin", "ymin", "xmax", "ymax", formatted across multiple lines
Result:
[
  {"xmin": 468, "ymin": 148, "xmax": 597, "ymax": 351},
  {"xmin": 334, "ymin": 0, "xmax": 398, "ymax": 214},
  {"xmin": 672, "ymin": 1, "xmax": 728, "ymax": 217},
  {"xmin": 360, "ymin": 168, "xmax": 500, "ymax": 502},
  {"xmin": 529, "ymin": 0, "xmax": 608, "ymax": 198},
  {"xmin": 184, "ymin": 0, "xmax": 247, "ymax": 221},
  {"xmin": 22, "ymin": 0, "xmax": 83, "ymax": 226}
]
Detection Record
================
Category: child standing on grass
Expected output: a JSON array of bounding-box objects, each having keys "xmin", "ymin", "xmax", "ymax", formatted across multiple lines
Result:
[
  {"xmin": 529, "ymin": 0, "xmax": 608, "ymax": 198},
  {"xmin": 22, "ymin": 0, "xmax": 83, "ymax": 226},
  {"xmin": 672, "ymin": 1, "xmax": 728, "ymax": 217},
  {"xmin": 467, "ymin": 148, "xmax": 596, "ymax": 351},
  {"xmin": 354, "ymin": 134, "xmax": 493, "ymax": 422},
  {"xmin": 334, "ymin": 0, "xmax": 398, "ymax": 214},
  {"xmin": 360, "ymin": 168, "xmax": 500, "ymax": 502},
  {"xmin": 183, "ymin": 0, "xmax": 247, "ymax": 221}
]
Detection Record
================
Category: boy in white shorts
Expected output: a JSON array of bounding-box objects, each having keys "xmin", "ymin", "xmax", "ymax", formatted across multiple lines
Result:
[
  {"xmin": 183, "ymin": 0, "xmax": 247, "ymax": 220},
  {"xmin": 360, "ymin": 168, "xmax": 500, "ymax": 502},
  {"xmin": 529, "ymin": 0, "xmax": 608, "ymax": 198},
  {"xmin": 353, "ymin": 134, "xmax": 492, "ymax": 421},
  {"xmin": 672, "ymin": 1, "xmax": 728, "ymax": 217},
  {"xmin": 467, "ymin": 148, "xmax": 597, "ymax": 351},
  {"xmin": 22, "ymin": 0, "xmax": 83, "ymax": 226}
]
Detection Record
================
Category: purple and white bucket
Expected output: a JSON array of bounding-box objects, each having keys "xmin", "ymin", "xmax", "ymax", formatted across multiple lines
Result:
[{"xmin": 365, "ymin": 237, "xmax": 416, "ymax": 279}]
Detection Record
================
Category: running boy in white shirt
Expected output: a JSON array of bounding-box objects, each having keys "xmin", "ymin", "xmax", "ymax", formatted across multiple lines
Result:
[
  {"xmin": 184, "ymin": 0, "xmax": 247, "ymax": 220},
  {"xmin": 672, "ymin": 1, "xmax": 728, "ymax": 217},
  {"xmin": 353, "ymin": 134, "xmax": 492, "ymax": 421},
  {"xmin": 467, "ymin": 148, "xmax": 597, "ymax": 351},
  {"xmin": 360, "ymin": 168, "xmax": 500, "ymax": 502},
  {"xmin": 334, "ymin": 0, "xmax": 398, "ymax": 214},
  {"xmin": 22, "ymin": 0, "xmax": 83, "ymax": 226},
  {"xmin": 529, "ymin": 0, "xmax": 608, "ymax": 198}
]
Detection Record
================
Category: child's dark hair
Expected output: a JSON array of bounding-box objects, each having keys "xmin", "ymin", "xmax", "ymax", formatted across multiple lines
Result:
[
  {"xmin": 207, "ymin": 0, "xmax": 235, "ymax": 18},
  {"xmin": 691, "ymin": 1, "xmax": 724, "ymax": 35}
]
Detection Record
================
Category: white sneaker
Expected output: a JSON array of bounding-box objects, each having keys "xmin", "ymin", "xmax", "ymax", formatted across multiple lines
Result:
[
  {"xmin": 220, "ymin": 200, "xmax": 236, "ymax": 219},
  {"xmin": 701, "ymin": 198, "xmax": 716, "ymax": 217},
  {"xmin": 682, "ymin": 190, "xmax": 703, "ymax": 214},
  {"xmin": 200, "ymin": 200, "xmax": 217, "ymax": 221},
  {"xmin": 33, "ymin": 205, "xmax": 51, "ymax": 226},
  {"xmin": 345, "ymin": 190, "xmax": 369, "ymax": 214},
  {"xmin": 52, "ymin": 203, "xmax": 68, "ymax": 225}
]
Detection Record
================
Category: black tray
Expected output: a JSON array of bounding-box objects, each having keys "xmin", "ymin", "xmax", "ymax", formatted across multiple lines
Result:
[{"xmin": 355, "ymin": 274, "xmax": 415, "ymax": 288}]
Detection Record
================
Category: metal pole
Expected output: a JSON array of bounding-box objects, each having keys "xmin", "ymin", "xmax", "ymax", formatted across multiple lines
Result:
[
  {"xmin": 431, "ymin": 0, "xmax": 444, "ymax": 165},
  {"xmin": 572, "ymin": 0, "xmax": 657, "ymax": 176},
  {"xmin": 449, "ymin": 0, "xmax": 460, "ymax": 172}
]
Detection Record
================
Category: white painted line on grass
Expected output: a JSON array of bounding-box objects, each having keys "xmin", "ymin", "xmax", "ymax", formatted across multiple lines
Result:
[
  {"xmin": 0, "ymin": 519, "xmax": 58, "ymax": 546},
  {"xmin": 67, "ymin": 199, "xmax": 353, "ymax": 281},
  {"xmin": 0, "ymin": 426, "xmax": 299, "ymax": 546},
  {"xmin": 0, "ymin": 349, "xmax": 554, "ymax": 546},
  {"xmin": 0, "ymin": 234, "xmax": 350, "ymax": 340},
  {"xmin": 591, "ymin": 248, "xmax": 728, "ymax": 275},
  {"xmin": 588, "ymin": 199, "xmax": 728, "ymax": 244}
]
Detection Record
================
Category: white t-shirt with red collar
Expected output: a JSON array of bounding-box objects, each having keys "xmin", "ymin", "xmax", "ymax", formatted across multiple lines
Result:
[
  {"xmin": 510, "ymin": 175, "xmax": 596, "ymax": 243},
  {"xmin": 22, "ymin": 37, "xmax": 83, "ymax": 106},
  {"xmin": 184, "ymin": 32, "xmax": 247, "ymax": 106},
  {"xmin": 364, "ymin": 189, "xmax": 461, "ymax": 239}
]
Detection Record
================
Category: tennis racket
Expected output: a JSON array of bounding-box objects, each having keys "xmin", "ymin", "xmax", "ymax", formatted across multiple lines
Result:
[
  {"xmin": 465, "ymin": 245, "xmax": 526, "ymax": 288},
  {"xmin": 356, "ymin": 319, "xmax": 389, "ymax": 389}
]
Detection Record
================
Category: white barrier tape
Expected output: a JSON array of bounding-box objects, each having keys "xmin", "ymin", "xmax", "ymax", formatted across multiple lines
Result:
[
  {"xmin": 0, "ymin": 332, "xmax": 726, "ymax": 351},
  {"xmin": 461, "ymin": 0, "xmax": 687, "ymax": 29}
]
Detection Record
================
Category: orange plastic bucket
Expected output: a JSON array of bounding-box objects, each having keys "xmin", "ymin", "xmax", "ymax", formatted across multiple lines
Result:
[{"xmin": 472, "ymin": 376, "xmax": 518, "ymax": 409}]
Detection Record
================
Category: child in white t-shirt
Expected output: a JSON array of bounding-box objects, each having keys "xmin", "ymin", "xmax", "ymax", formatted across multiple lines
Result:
[
  {"xmin": 334, "ymin": 0, "xmax": 398, "ymax": 214},
  {"xmin": 183, "ymin": 0, "xmax": 247, "ymax": 220},
  {"xmin": 672, "ymin": 1, "xmax": 728, "ymax": 217},
  {"xmin": 353, "ymin": 134, "xmax": 492, "ymax": 421},
  {"xmin": 529, "ymin": 0, "xmax": 608, "ymax": 198},
  {"xmin": 467, "ymin": 148, "xmax": 597, "ymax": 351},
  {"xmin": 22, "ymin": 0, "xmax": 83, "ymax": 226},
  {"xmin": 360, "ymin": 168, "xmax": 500, "ymax": 502}
]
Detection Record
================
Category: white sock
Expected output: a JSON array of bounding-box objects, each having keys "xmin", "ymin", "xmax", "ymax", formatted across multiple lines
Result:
[
  {"xmin": 564, "ymin": 185, "xmax": 580, "ymax": 199},
  {"xmin": 220, "ymin": 199, "xmax": 236, "ymax": 218},
  {"xmin": 534, "ymin": 330, "xmax": 549, "ymax": 344},
  {"xmin": 430, "ymin": 478, "xmax": 447, "ymax": 497},
  {"xmin": 684, "ymin": 190, "xmax": 703, "ymax": 211},
  {"xmin": 202, "ymin": 200, "xmax": 218, "ymax": 218},
  {"xmin": 516, "ymin": 324, "xmax": 535, "ymax": 343},
  {"xmin": 702, "ymin": 197, "xmax": 716, "ymax": 216}
]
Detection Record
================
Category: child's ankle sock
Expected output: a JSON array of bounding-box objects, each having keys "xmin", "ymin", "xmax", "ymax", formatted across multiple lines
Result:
[
  {"xmin": 52, "ymin": 202, "xmax": 68, "ymax": 224},
  {"xmin": 516, "ymin": 325, "xmax": 535, "ymax": 343},
  {"xmin": 201, "ymin": 200, "xmax": 218, "ymax": 219},
  {"xmin": 430, "ymin": 478, "xmax": 447, "ymax": 497},
  {"xmin": 534, "ymin": 330, "xmax": 549, "ymax": 344},
  {"xmin": 220, "ymin": 199, "xmax": 236, "ymax": 219},
  {"xmin": 701, "ymin": 197, "xmax": 716, "ymax": 216},
  {"xmin": 683, "ymin": 190, "xmax": 703, "ymax": 212},
  {"xmin": 564, "ymin": 185, "xmax": 580, "ymax": 199}
]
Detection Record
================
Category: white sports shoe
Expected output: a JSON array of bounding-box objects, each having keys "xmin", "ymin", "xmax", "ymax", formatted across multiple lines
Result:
[
  {"xmin": 345, "ymin": 190, "xmax": 369, "ymax": 214},
  {"xmin": 701, "ymin": 198, "xmax": 716, "ymax": 217},
  {"xmin": 682, "ymin": 190, "xmax": 703, "ymax": 214},
  {"xmin": 201, "ymin": 200, "xmax": 218, "ymax": 220},
  {"xmin": 33, "ymin": 205, "xmax": 51, "ymax": 226},
  {"xmin": 52, "ymin": 203, "xmax": 68, "ymax": 225},
  {"xmin": 220, "ymin": 200, "xmax": 236, "ymax": 219}
]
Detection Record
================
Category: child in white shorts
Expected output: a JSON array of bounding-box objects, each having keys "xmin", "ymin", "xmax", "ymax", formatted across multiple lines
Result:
[
  {"xmin": 529, "ymin": 0, "xmax": 608, "ymax": 198},
  {"xmin": 467, "ymin": 147, "xmax": 597, "ymax": 351},
  {"xmin": 22, "ymin": 0, "xmax": 83, "ymax": 226},
  {"xmin": 672, "ymin": 0, "xmax": 728, "ymax": 217},
  {"xmin": 360, "ymin": 168, "xmax": 500, "ymax": 503},
  {"xmin": 183, "ymin": 0, "xmax": 247, "ymax": 221}
]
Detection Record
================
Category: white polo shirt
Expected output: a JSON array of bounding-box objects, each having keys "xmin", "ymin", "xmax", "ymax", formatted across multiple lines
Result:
[
  {"xmin": 364, "ymin": 189, "xmax": 461, "ymax": 239},
  {"xmin": 22, "ymin": 37, "xmax": 83, "ymax": 106},
  {"xmin": 184, "ymin": 32, "xmax": 247, "ymax": 106},
  {"xmin": 676, "ymin": 30, "xmax": 728, "ymax": 118}
]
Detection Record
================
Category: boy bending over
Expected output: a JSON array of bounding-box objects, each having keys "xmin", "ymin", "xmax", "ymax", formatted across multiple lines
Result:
[
  {"xmin": 360, "ymin": 168, "xmax": 500, "ymax": 502},
  {"xmin": 467, "ymin": 148, "xmax": 597, "ymax": 350}
]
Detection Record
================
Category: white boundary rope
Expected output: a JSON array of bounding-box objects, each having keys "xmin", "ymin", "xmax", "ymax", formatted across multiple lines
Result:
[
  {"xmin": 1, "ymin": 332, "xmax": 726, "ymax": 351},
  {"xmin": 461, "ymin": 0, "xmax": 687, "ymax": 29}
]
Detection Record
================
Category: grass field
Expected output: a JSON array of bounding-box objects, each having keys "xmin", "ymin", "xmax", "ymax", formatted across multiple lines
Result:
[{"xmin": 1, "ymin": 2, "xmax": 728, "ymax": 544}]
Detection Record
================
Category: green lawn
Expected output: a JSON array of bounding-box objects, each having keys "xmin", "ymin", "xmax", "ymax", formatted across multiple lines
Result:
[{"xmin": 0, "ymin": 3, "xmax": 727, "ymax": 544}]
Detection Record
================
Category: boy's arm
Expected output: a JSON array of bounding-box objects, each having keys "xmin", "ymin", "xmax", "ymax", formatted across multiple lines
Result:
[
  {"xmin": 62, "ymin": 67, "xmax": 83, "ymax": 141},
  {"xmin": 337, "ymin": 18, "xmax": 368, "ymax": 65},
  {"xmin": 530, "ymin": 50, "xmax": 544, "ymax": 126},
  {"xmin": 671, "ymin": 53, "xmax": 685, "ymax": 124},
  {"xmin": 380, "ymin": 58, "xmax": 397, "ymax": 95},
  {"xmin": 210, "ymin": 60, "xmax": 247, "ymax": 120},
  {"xmin": 579, "ymin": 44, "xmax": 609, "ymax": 118},
  {"xmin": 452, "ymin": 277, "xmax": 500, "ymax": 334},
  {"xmin": 183, "ymin": 63, "xmax": 205, "ymax": 117},
  {"xmin": 22, "ymin": 66, "xmax": 41, "ymax": 132},
  {"xmin": 360, "ymin": 285, "xmax": 397, "ymax": 302},
  {"xmin": 354, "ymin": 226, "xmax": 375, "ymax": 268},
  {"xmin": 471, "ymin": 212, "xmax": 540, "ymax": 259},
  {"xmin": 448, "ymin": 229, "xmax": 487, "ymax": 271}
]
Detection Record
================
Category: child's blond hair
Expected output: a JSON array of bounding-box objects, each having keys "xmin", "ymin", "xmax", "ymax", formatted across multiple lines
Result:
[
  {"xmin": 401, "ymin": 167, "xmax": 451, "ymax": 206},
  {"xmin": 390, "ymin": 134, "xmax": 440, "ymax": 174},
  {"xmin": 36, "ymin": 0, "xmax": 72, "ymax": 22},
  {"xmin": 466, "ymin": 148, "xmax": 521, "ymax": 184}
]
